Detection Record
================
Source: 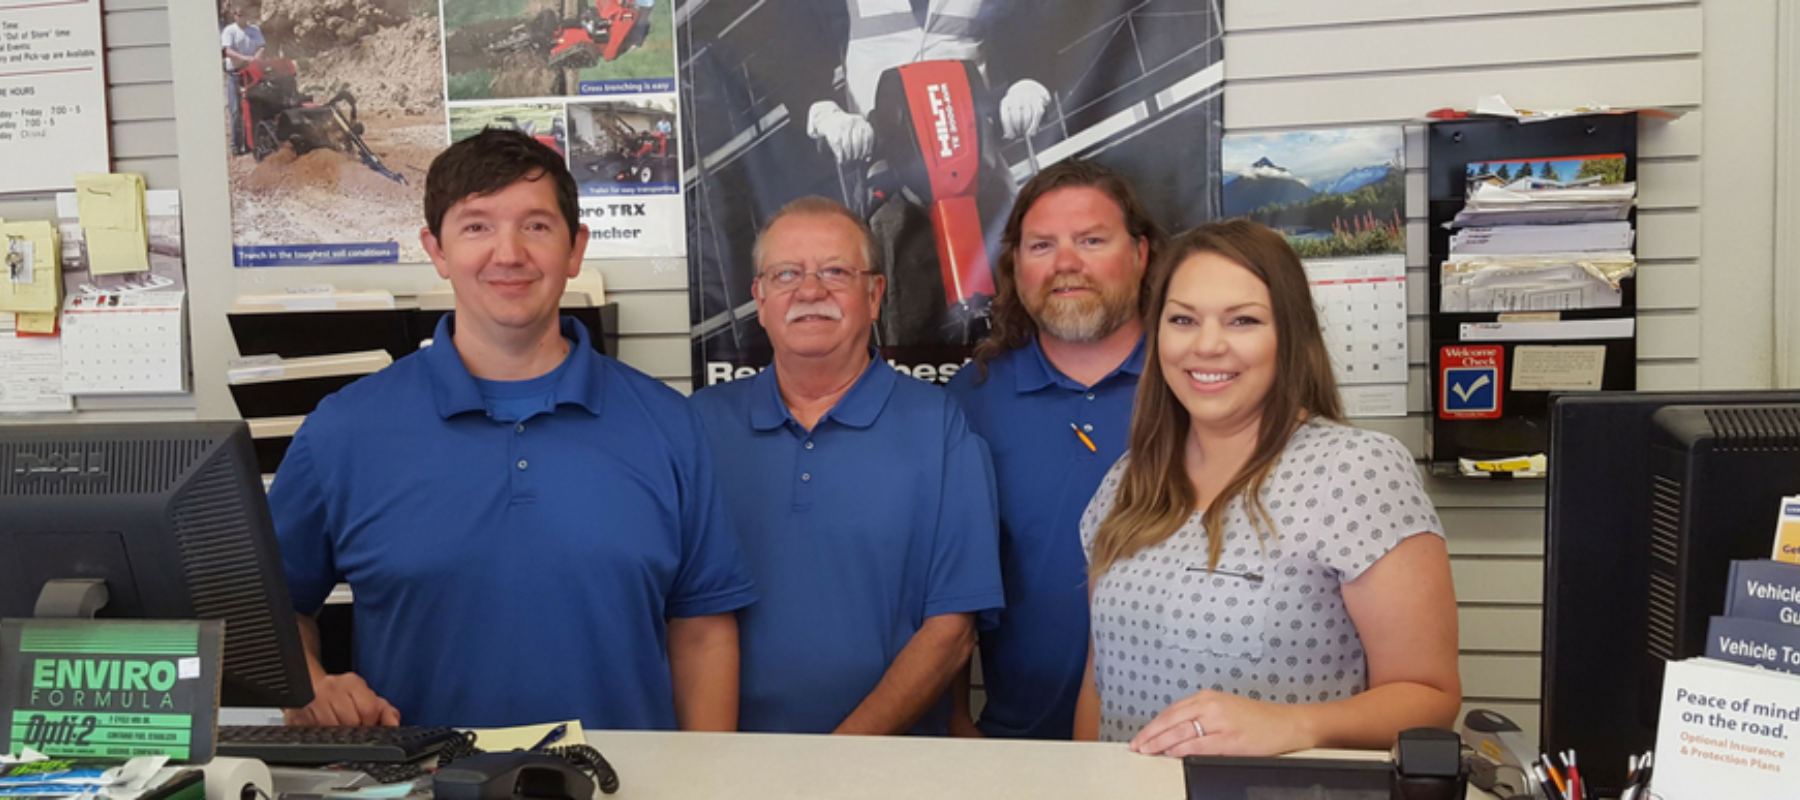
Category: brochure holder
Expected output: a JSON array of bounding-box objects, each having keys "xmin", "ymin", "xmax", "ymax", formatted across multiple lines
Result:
[{"xmin": 1425, "ymin": 115, "xmax": 1639, "ymax": 477}]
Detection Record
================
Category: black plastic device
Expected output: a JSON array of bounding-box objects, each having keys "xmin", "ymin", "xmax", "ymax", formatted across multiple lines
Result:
[
  {"xmin": 434, "ymin": 752, "xmax": 597, "ymax": 800},
  {"xmin": 215, "ymin": 724, "xmax": 464, "ymax": 765},
  {"xmin": 0, "ymin": 421, "xmax": 314, "ymax": 708}
]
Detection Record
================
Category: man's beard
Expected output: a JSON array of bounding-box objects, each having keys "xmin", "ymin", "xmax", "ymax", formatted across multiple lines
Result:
[{"xmin": 1025, "ymin": 276, "xmax": 1138, "ymax": 344}]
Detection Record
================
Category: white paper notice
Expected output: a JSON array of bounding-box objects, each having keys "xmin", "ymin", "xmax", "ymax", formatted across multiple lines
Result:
[
  {"xmin": 1511, "ymin": 345, "xmax": 1607, "ymax": 391},
  {"xmin": 0, "ymin": 330, "xmax": 73, "ymax": 412},
  {"xmin": 0, "ymin": 1, "xmax": 111, "ymax": 193}
]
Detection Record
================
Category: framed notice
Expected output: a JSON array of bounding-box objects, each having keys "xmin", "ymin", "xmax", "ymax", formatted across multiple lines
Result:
[{"xmin": 0, "ymin": 0, "xmax": 111, "ymax": 194}]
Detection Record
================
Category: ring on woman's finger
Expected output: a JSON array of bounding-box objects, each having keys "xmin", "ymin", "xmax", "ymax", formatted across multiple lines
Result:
[{"xmin": 1192, "ymin": 719, "xmax": 1205, "ymax": 738}]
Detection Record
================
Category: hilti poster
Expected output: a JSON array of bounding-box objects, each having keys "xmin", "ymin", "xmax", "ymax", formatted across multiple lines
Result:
[
  {"xmin": 224, "ymin": 1, "xmax": 684, "ymax": 266},
  {"xmin": 680, "ymin": 1, "xmax": 1225, "ymax": 386}
]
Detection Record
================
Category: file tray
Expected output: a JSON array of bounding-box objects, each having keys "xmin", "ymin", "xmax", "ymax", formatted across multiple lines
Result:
[
  {"xmin": 229, "ymin": 307, "xmax": 414, "ymax": 360},
  {"xmin": 229, "ymin": 303, "xmax": 621, "ymax": 360}
]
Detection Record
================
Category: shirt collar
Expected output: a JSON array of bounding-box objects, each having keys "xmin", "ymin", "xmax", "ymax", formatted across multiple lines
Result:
[
  {"xmin": 1014, "ymin": 333, "xmax": 1146, "ymax": 393},
  {"xmin": 748, "ymin": 348, "xmax": 896, "ymax": 432},
  {"xmin": 428, "ymin": 314, "xmax": 603, "ymax": 419}
]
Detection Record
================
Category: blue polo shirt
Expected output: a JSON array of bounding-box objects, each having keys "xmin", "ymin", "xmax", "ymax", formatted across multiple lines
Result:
[
  {"xmin": 690, "ymin": 356, "xmax": 1004, "ymax": 734},
  {"xmin": 271, "ymin": 316, "xmax": 757, "ymax": 730},
  {"xmin": 944, "ymin": 335, "xmax": 1142, "ymax": 739}
]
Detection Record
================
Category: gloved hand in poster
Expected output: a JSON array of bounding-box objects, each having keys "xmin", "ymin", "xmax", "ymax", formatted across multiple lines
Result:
[
  {"xmin": 999, "ymin": 79, "xmax": 1050, "ymax": 139},
  {"xmin": 807, "ymin": 100, "xmax": 874, "ymax": 163}
]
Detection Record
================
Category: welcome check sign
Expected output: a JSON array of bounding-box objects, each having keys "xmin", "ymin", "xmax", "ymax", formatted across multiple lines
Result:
[{"xmin": 1, "ymin": 619, "xmax": 221, "ymax": 761}]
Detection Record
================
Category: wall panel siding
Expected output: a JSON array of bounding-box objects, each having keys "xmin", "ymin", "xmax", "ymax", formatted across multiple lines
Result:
[
  {"xmin": 1226, "ymin": 7, "xmax": 1701, "ymax": 81},
  {"xmin": 1224, "ymin": 60, "xmax": 1702, "ymax": 130},
  {"xmin": 1227, "ymin": 0, "xmax": 1686, "ymax": 32}
]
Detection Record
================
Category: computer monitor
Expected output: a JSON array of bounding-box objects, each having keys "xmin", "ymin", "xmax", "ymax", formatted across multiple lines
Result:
[
  {"xmin": 0, "ymin": 421, "xmax": 314, "ymax": 708},
  {"xmin": 1542, "ymin": 391, "xmax": 1800, "ymax": 795}
]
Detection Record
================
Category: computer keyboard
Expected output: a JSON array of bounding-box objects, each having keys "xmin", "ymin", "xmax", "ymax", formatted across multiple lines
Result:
[{"xmin": 217, "ymin": 725, "xmax": 465, "ymax": 765}]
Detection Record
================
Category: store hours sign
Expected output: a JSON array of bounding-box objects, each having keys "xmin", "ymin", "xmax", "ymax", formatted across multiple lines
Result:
[{"xmin": 0, "ymin": 0, "xmax": 111, "ymax": 194}]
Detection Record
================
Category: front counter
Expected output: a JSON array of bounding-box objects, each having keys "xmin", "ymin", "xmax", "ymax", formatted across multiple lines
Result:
[{"xmin": 574, "ymin": 731, "xmax": 1498, "ymax": 800}]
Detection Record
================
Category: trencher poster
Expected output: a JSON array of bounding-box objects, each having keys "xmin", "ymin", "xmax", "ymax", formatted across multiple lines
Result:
[
  {"xmin": 680, "ymin": 1, "xmax": 1224, "ymax": 386},
  {"xmin": 224, "ymin": 0, "xmax": 684, "ymax": 266}
]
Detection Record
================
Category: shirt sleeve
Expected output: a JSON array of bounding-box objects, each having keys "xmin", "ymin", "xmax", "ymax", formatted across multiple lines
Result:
[
  {"xmin": 1319, "ymin": 429, "xmax": 1445, "ymax": 583},
  {"xmin": 666, "ymin": 403, "xmax": 759, "ymax": 619},
  {"xmin": 922, "ymin": 400, "xmax": 1005, "ymax": 625},
  {"xmin": 266, "ymin": 425, "xmax": 340, "ymax": 615}
]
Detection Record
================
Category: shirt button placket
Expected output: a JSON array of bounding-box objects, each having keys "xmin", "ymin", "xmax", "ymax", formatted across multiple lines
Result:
[
  {"xmin": 795, "ymin": 437, "xmax": 815, "ymax": 508},
  {"xmin": 511, "ymin": 420, "xmax": 529, "ymax": 499}
]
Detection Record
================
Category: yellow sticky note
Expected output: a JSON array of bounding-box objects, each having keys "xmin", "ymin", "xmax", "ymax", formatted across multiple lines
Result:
[
  {"xmin": 16, "ymin": 311, "xmax": 57, "ymax": 334},
  {"xmin": 87, "ymin": 227, "xmax": 151, "ymax": 275},
  {"xmin": 74, "ymin": 173, "xmax": 145, "ymax": 232}
]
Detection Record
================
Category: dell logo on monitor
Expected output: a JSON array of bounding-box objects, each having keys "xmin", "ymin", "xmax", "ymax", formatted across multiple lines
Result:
[{"xmin": 12, "ymin": 451, "xmax": 108, "ymax": 480}]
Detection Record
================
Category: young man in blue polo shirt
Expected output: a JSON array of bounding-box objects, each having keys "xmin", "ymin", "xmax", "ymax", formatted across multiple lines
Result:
[
  {"xmin": 689, "ymin": 196, "xmax": 1003, "ymax": 735},
  {"xmin": 944, "ymin": 160, "xmax": 1167, "ymax": 739},
  {"xmin": 271, "ymin": 129, "xmax": 756, "ymax": 731}
]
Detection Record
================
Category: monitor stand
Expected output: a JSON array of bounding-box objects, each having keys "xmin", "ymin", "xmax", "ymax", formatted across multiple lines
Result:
[{"xmin": 34, "ymin": 578, "xmax": 109, "ymax": 618}]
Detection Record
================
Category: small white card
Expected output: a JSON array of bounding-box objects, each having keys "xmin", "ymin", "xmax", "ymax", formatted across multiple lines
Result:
[{"xmin": 1511, "ymin": 345, "xmax": 1606, "ymax": 391}]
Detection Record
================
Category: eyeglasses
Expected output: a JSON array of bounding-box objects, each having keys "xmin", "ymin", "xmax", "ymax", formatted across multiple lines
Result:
[{"xmin": 756, "ymin": 265, "xmax": 872, "ymax": 294}]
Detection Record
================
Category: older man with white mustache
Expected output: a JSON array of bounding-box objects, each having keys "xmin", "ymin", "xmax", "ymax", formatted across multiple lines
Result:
[{"xmin": 689, "ymin": 196, "xmax": 1003, "ymax": 736}]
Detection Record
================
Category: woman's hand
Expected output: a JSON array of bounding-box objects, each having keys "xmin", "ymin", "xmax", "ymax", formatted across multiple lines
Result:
[{"xmin": 1128, "ymin": 689, "xmax": 1314, "ymax": 757}]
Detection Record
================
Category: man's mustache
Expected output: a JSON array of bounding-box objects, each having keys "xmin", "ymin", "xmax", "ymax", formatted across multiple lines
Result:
[{"xmin": 786, "ymin": 301, "xmax": 845, "ymax": 322}]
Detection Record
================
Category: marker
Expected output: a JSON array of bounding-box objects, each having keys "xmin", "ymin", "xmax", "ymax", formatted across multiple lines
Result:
[{"xmin": 1070, "ymin": 423, "xmax": 1097, "ymax": 452}]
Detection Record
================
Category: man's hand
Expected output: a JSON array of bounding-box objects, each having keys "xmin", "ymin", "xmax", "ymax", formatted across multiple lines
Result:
[
  {"xmin": 999, "ymin": 80, "xmax": 1050, "ymax": 140},
  {"xmin": 284, "ymin": 672, "xmax": 401, "ymax": 727},
  {"xmin": 807, "ymin": 101, "xmax": 873, "ymax": 163}
]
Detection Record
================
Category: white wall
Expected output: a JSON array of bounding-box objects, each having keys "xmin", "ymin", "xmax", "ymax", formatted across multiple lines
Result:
[{"xmin": 1, "ymin": 0, "xmax": 1785, "ymax": 743}]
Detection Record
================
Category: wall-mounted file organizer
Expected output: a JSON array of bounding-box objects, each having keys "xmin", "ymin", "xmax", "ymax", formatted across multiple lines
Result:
[
  {"xmin": 226, "ymin": 302, "xmax": 619, "ymax": 475},
  {"xmin": 1426, "ymin": 115, "xmax": 1640, "ymax": 477},
  {"xmin": 228, "ymin": 303, "xmax": 621, "ymax": 361}
]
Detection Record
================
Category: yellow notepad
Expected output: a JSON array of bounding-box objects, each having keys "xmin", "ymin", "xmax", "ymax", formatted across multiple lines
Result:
[{"xmin": 463, "ymin": 719, "xmax": 587, "ymax": 752}]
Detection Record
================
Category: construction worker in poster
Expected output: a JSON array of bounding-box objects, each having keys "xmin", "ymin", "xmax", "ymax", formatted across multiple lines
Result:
[{"xmin": 805, "ymin": 0, "xmax": 1051, "ymax": 349}]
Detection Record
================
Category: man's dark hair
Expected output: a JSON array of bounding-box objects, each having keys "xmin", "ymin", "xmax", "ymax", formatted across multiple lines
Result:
[
  {"xmin": 972, "ymin": 158, "xmax": 1168, "ymax": 377},
  {"xmin": 424, "ymin": 128, "xmax": 580, "ymax": 245}
]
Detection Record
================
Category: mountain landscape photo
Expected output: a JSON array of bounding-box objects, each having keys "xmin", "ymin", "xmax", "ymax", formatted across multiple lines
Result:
[{"xmin": 1220, "ymin": 127, "xmax": 1407, "ymax": 257}]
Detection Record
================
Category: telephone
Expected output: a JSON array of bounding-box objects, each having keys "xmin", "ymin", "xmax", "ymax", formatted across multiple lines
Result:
[{"xmin": 433, "ymin": 752, "xmax": 606, "ymax": 800}]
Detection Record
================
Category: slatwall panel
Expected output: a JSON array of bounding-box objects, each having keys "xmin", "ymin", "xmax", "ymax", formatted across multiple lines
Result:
[
  {"xmin": 0, "ymin": 0, "xmax": 187, "ymax": 421},
  {"xmin": 1222, "ymin": 0, "xmax": 1707, "ymax": 744}
]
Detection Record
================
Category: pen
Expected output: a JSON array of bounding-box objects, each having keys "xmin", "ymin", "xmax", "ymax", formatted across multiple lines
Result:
[
  {"xmin": 1531, "ymin": 763, "xmax": 1557, "ymax": 800},
  {"xmin": 528, "ymin": 722, "xmax": 568, "ymax": 752},
  {"xmin": 1070, "ymin": 423, "xmax": 1097, "ymax": 452},
  {"xmin": 1565, "ymin": 750, "xmax": 1581, "ymax": 800}
]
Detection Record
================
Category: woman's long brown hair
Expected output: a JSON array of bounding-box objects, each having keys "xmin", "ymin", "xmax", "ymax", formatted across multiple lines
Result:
[{"xmin": 1089, "ymin": 220, "xmax": 1344, "ymax": 580}]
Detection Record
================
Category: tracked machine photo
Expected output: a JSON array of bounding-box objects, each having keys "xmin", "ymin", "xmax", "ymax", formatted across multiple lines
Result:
[
  {"xmin": 236, "ymin": 58, "xmax": 408, "ymax": 185},
  {"xmin": 486, "ymin": 0, "xmax": 651, "ymax": 70}
]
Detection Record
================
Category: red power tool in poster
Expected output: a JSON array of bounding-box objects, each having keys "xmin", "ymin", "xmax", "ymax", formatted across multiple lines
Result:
[{"xmin": 871, "ymin": 60, "xmax": 997, "ymax": 328}]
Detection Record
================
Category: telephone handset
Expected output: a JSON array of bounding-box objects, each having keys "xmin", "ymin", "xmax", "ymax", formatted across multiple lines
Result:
[{"xmin": 433, "ymin": 751, "xmax": 616, "ymax": 800}]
